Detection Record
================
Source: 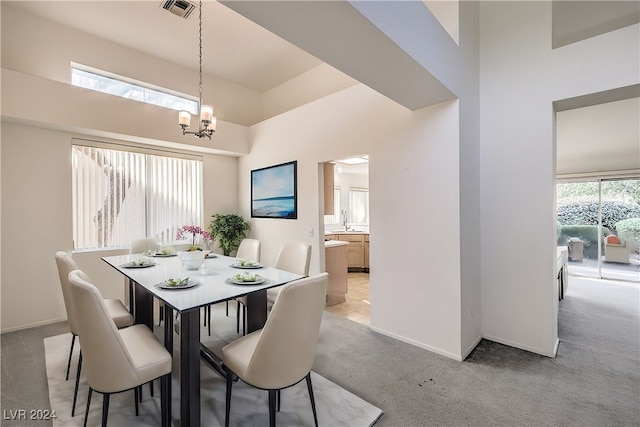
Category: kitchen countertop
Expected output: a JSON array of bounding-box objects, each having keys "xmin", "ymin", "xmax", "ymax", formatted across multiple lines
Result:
[{"xmin": 325, "ymin": 230, "xmax": 369, "ymax": 235}]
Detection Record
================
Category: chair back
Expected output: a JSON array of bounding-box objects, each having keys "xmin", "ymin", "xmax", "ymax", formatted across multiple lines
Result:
[
  {"xmin": 274, "ymin": 242, "xmax": 311, "ymax": 276},
  {"xmin": 243, "ymin": 272, "xmax": 328, "ymax": 389},
  {"xmin": 55, "ymin": 251, "xmax": 82, "ymax": 336},
  {"xmin": 129, "ymin": 238, "xmax": 160, "ymax": 254},
  {"xmin": 236, "ymin": 238, "xmax": 261, "ymax": 262},
  {"xmin": 67, "ymin": 270, "xmax": 140, "ymax": 393}
]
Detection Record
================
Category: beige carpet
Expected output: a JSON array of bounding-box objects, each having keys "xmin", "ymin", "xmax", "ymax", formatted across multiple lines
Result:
[{"xmin": 45, "ymin": 322, "xmax": 383, "ymax": 426}]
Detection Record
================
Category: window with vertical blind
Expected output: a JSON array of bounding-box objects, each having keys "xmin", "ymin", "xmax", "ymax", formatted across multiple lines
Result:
[{"xmin": 72, "ymin": 143, "xmax": 203, "ymax": 250}]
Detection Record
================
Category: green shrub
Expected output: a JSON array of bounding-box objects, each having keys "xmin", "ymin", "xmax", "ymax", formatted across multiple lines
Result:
[
  {"xmin": 615, "ymin": 217, "xmax": 640, "ymax": 254},
  {"xmin": 557, "ymin": 224, "xmax": 610, "ymax": 259},
  {"xmin": 557, "ymin": 200, "xmax": 640, "ymax": 233}
]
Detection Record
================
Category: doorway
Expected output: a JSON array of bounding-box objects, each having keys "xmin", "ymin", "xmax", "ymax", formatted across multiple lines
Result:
[{"xmin": 322, "ymin": 156, "xmax": 371, "ymax": 325}]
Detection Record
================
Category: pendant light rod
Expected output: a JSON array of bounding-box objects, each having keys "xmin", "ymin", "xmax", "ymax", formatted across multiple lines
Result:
[{"xmin": 178, "ymin": 0, "xmax": 216, "ymax": 139}]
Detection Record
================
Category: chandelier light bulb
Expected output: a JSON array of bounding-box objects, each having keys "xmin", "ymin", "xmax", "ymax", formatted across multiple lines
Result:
[
  {"xmin": 178, "ymin": 110, "xmax": 191, "ymax": 127},
  {"xmin": 200, "ymin": 105, "xmax": 213, "ymax": 124}
]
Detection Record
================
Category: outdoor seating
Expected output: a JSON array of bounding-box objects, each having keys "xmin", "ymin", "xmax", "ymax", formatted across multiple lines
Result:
[{"xmin": 604, "ymin": 235, "xmax": 630, "ymax": 264}]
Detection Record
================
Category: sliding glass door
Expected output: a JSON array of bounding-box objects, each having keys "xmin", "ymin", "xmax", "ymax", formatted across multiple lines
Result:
[{"xmin": 557, "ymin": 177, "xmax": 639, "ymax": 283}]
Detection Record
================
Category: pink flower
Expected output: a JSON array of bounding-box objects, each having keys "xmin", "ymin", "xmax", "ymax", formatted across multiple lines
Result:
[{"xmin": 176, "ymin": 225, "xmax": 211, "ymax": 246}]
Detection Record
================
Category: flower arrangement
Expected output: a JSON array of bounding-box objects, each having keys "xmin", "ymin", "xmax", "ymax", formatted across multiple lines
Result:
[{"xmin": 176, "ymin": 225, "xmax": 211, "ymax": 251}]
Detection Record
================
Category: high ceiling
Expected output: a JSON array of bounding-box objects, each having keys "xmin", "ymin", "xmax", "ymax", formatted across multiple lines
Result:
[
  {"xmin": 5, "ymin": 1, "xmax": 639, "ymax": 176},
  {"xmin": 5, "ymin": 0, "xmax": 322, "ymax": 93}
]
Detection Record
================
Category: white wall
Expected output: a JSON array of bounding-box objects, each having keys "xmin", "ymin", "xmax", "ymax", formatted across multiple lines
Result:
[
  {"xmin": 0, "ymin": 122, "xmax": 239, "ymax": 332},
  {"xmin": 238, "ymin": 83, "xmax": 465, "ymax": 359},
  {"xmin": 479, "ymin": 2, "xmax": 639, "ymax": 356}
]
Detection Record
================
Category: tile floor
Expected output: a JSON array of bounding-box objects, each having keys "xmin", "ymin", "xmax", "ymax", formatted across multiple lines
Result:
[{"xmin": 324, "ymin": 272, "xmax": 370, "ymax": 325}]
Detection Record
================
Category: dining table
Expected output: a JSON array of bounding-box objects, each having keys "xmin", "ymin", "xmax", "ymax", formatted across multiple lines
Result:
[{"xmin": 102, "ymin": 252, "xmax": 304, "ymax": 427}]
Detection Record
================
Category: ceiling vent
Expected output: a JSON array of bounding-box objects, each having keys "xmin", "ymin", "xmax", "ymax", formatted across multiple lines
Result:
[{"xmin": 160, "ymin": 0, "xmax": 196, "ymax": 19}]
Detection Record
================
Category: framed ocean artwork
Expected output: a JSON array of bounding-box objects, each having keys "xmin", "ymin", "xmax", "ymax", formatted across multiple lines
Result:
[{"xmin": 251, "ymin": 161, "xmax": 297, "ymax": 219}]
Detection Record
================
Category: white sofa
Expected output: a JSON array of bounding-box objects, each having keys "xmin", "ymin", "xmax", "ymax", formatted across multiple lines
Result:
[{"xmin": 604, "ymin": 235, "xmax": 630, "ymax": 264}]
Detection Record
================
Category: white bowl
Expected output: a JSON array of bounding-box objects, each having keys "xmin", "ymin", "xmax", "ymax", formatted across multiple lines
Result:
[
  {"xmin": 182, "ymin": 259, "xmax": 204, "ymax": 270},
  {"xmin": 181, "ymin": 250, "xmax": 205, "ymax": 270}
]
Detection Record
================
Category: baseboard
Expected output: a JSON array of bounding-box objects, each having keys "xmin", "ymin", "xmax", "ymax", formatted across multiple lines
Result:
[
  {"xmin": 369, "ymin": 325, "xmax": 464, "ymax": 362},
  {"xmin": 0, "ymin": 317, "xmax": 66, "ymax": 334},
  {"xmin": 461, "ymin": 335, "xmax": 483, "ymax": 361},
  {"xmin": 481, "ymin": 333, "xmax": 557, "ymax": 358}
]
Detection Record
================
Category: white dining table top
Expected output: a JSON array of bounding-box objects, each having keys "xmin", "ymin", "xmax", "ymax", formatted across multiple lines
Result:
[{"xmin": 102, "ymin": 253, "xmax": 303, "ymax": 313}]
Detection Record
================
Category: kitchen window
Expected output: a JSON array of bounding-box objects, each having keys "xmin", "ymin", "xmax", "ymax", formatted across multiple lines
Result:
[
  {"xmin": 349, "ymin": 188, "xmax": 369, "ymax": 225},
  {"xmin": 72, "ymin": 142, "xmax": 203, "ymax": 250}
]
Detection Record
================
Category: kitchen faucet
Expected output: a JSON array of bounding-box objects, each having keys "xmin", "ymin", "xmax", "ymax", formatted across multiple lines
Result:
[{"xmin": 342, "ymin": 210, "xmax": 350, "ymax": 231}]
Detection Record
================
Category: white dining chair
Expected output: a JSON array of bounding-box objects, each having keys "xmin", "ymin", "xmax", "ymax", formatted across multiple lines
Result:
[
  {"xmin": 55, "ymin": 251, "xmax": 133, "ymax": 417},
  {"xmin": 266, "ymin": 242, "xmax": 312, "ymax": 308},
  {"xmin": 129, "ymin": 238, "xmax": 164, "ymax": 326},
  {"xmin": 222, "ymin": 272, "xmax": 328, "ymax": 427},
  {"xmin": 67, "ymin": 270, "xmax": 172, "ymax": 427},
  {"xmin": 129, "ymin": 238, "xmax": 160, "ymax": 254},
  {"xmin": 228, "ymin": 238, "xmax": 262, "ymax": 335}
]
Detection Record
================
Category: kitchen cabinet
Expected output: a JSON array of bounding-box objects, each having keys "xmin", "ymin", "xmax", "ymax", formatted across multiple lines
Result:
[
  {"xmin": 364, "ymin": 234, "xmax": 370, "ymax": 270},
  {"xmin": 325, "ymin": 240, "xmax": 348, "ymax": 305},
  {"xmin": 323, "ymin": 163, "xmax": 334, "ymax": 215},
  {"xmin": 326, "ymin": 233, "xmax": 369, "ymax": 271}
]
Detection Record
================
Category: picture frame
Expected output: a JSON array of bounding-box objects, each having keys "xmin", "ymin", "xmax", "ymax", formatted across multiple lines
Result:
[{"xmin": 251, "ymin": 161, "xmax": 298, "ymax": 219}]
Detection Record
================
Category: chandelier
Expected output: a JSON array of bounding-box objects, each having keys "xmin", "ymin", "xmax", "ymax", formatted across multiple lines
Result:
[{"xmin": 178, "ymin": 0, "xmax": 216, "ymax": 139}]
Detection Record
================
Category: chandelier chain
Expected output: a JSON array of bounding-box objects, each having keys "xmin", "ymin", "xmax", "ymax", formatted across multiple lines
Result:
[
  {"xmin": 177, "ymin": 0, "xmax": 214, "ymax": 139},
  {"xmin": 198, "ymin": 0, "xmax": 203, "ymax": 108}
]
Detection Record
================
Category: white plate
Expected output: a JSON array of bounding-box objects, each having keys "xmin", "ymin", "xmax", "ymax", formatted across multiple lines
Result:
[
  {"xmin": 157, "ymin": 279, "xmax": 198, "ymax": 290},
  {"xmin": 120, "ymin": 261, "xmax": 157, "ymax": 268},
  {"xmin": 230, "ymin": 263, "xmax": 263, "ymax": 269},
  {"xmin": 228, "ymin": 277, "xmax": 266, "ymax": 285}
]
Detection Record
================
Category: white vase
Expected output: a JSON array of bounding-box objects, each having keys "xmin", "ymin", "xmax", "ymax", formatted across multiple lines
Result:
[{"xmin": 181, "ymin": 250, "xmax": 205, "ymax": 270}]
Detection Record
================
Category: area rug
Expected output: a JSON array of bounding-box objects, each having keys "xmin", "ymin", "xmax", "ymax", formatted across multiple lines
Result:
[{"xmin": 45, "ymin": 328, "xmax": 383, "ymax": 426}]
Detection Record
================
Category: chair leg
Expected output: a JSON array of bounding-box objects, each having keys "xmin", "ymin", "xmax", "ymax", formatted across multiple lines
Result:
[
  {"xmin": 134, "ymin": 388, "xmax": 139, "ymax": 416},
  {"xmin": 306, "ymin": 373, "xmax": 319, "ymax": 427},
  {"xmin": 268, "ymin": 389, "xmax": 277, "ymax": 427},
  {"xmin": 72, "ymin": 351, "xmax": 83, "ymax": 416},
  {"xmin": 101, "ymin": 393, "xmax": 110, "ymax": 427},
  {"xmin": 66, "ymin": 334, "xmax": 76, "ymax": 381},
  {"xmin": 83, "ymin": 388, "xmax": 92, "ymax": 427},
  {"xmin": 226, "ymin": 300, "xmax": 229, "ymax": 316},
  {"xmin": 225, "ymin": 368, "xmax": 234, "ymax": 427},
  {"xmin": 150, "ymin": 379, "xmax": 154, "ymax": 397},
  {"xmin": 208, "ymin": 305, "xmax": 212, "ymax": 336}
]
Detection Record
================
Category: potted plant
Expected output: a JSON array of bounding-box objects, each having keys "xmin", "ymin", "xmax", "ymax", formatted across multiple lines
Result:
[
  {"xmin": 208, "ymin": 213, "xmax": 250, "ymax": 256},
  {"xmin": 175, "ymin": 225, "xmax": 211, "ymax": 269}
]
